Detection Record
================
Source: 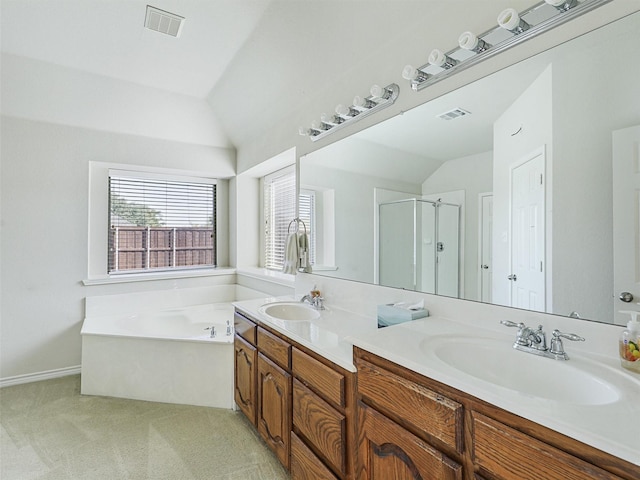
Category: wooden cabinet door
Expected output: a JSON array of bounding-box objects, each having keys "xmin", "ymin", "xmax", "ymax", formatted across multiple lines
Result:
[
  {"xmin": 257, "ymin": 352, "xmax": 292, "ymax": 469},
  {"xmin": 358, "ymin": 403, "xmax": 462, "ymax": 480},
  {"xmin": 234, "ymin": 335, "xmax": 257, "ymax": 426},
  {"xmin": 293, "ymin": 378, "xmax": 346, "ymax": 476}
]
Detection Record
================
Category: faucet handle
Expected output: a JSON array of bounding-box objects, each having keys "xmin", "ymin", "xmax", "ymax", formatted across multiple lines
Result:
[
  {"xmin": 500, "ymin": 320, "xmax": 524, "ymax": 329},
  {"xmin": 549, "ymin": 329, "xmax": 585, "ymax": 359},
  {"xmin": 552, "ymin": 330, "xmax": 585, "ymax": 342},
  {"xmin": 500, "ymin": 321, "xmax": 529, "ymax": 346}
]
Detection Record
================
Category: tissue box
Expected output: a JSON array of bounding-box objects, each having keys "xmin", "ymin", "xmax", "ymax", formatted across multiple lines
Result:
[{"xmin": 377, "ymin": 304, "xmax": 429, "ymax": 328}]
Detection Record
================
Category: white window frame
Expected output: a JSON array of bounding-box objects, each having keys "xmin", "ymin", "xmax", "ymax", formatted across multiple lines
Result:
[
  {"xmin": 262, "ymin": 165, "xmax": 297, "ymax": 271},
  {"xmin": 108, "ymin": 170, "xmax": 217, "ymax": 274},
  {"xmin": 86, "ymin": 162, "xmax": 226, "ymax": 283}
]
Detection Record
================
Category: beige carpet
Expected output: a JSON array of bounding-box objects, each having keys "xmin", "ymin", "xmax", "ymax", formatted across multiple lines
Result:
[{"xmin": 0, "ymin": 375, "xmax": 289, "ymax": 480}]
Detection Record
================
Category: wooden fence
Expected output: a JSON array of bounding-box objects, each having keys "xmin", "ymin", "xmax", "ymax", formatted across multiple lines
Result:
[{"xmin": 108, "ymin": 227, "xmax": 215, "ymax": 272}]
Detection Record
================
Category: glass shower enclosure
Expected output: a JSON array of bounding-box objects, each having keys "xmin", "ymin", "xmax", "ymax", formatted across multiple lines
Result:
[{"xmin": 378, "ymin": 198, "xmax": 460, "ymax": 297}]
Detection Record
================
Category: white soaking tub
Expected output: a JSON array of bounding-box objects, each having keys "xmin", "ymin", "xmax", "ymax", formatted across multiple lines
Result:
[{"xmin": 81, "ymin": 286, "xmax": 267, "ymax": 408}]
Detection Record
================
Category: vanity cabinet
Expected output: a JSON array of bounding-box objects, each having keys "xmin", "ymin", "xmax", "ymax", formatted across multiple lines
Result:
[
  {"xmin": 291, "ymin": 346, "xmax": 357, "ymax": 480},
  {"xmin": 233, "ymin": 307, "xmax": 357, "ymax": 479},
  {"xmin": 233, "ymin": 312, "xmax": 258, "ymax": 425},
  {"xmin": 354, "ymin": 346, "xmax": 638, "ymax": 480},
  {"xmin": 256, "ymin": 326, "xmax": 292, "ymax": 469}
]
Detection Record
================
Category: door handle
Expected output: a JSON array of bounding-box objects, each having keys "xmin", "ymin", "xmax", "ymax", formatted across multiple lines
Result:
[
  {"xmin": 507, "ymin": 274, "xmax": 517, "ymax": 281},
  {"xmin": 481, "ymin": 264, "xmax": 489, "ymax": 269},
  {"xmin": 619, "ymin": 292, "xmax": 634, "ymax": 303}
]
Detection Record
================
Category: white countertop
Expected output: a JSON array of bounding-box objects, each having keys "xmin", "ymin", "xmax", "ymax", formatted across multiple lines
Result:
[
  {"xmin": 233, "ymin": 297, "xmax": 640, "ymax": 466},
  {"xmin": 233, "ymin": 296, "xmax": 377, "ymax": 372}
]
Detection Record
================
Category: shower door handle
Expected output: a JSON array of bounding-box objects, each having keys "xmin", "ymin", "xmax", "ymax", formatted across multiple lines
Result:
[
  {"xmin": 507, "ymin": 274, "xmax": 517, "ymax": 281},
  {"xmin": 481, "ymin": 264, "xmax": 489, "ymax": 269}
]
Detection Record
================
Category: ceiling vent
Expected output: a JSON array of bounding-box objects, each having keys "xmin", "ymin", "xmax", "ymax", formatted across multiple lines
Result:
[
  {"xmin": 437, "ymin": 108, "xmax": 471, "ymax": 121},
  {"xmin": 145, "ymin": 6, "xmax": 184, "ymax": 37}
]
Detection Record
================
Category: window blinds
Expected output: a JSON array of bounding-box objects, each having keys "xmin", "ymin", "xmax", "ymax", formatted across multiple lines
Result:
[
  {"xmin": 108, "ymin": 175, "xmax": 216, "ymax": 273},
  {"xmin": 264, "ymin": 168, "xmax": 296, "ymax": 270},
  {"xmin": 299, "ymin": 189, "xmax": 316, "ymax": 266}
]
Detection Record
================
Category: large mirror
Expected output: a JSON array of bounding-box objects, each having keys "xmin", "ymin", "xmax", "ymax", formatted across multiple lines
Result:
[{"xmin": 300, "ymin": 12, "xmax": 640, "ymax": 325}]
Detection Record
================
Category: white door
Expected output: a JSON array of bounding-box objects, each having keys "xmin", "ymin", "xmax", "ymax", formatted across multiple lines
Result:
[
  {"xmin": 510, "ymin": 150, "xmax": 545, "ymax": 312},
  {"xmin": 613, "ymin": 125, "xmax": 640, "ymax": 325},
  {"xmin": 479, "ymin": 193, "xmax": 493, "ymax": 303}
]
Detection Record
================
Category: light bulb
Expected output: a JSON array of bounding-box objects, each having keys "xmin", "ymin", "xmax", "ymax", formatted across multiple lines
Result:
[
  {"xmin": 544, "ymin": 0, "xmax": 577, "ymax": 9},
  {"xmin": 458, "ymin": 31, "xmax": 490, "ymax": 53},
  {"xmin": 310, "ymin": 120, "xmax": 322, "ymax": 130},
  {"xmin": 335, "ymin": 104, "xmax": 350, "ymax": 116},
  {"xmin": 353, "ymin": 96, "xmax": 368, "ymax": 108},
  {"xmin": 320, "ymin": 113, "xmax": 332, "ymax": 123},
  {"xmin": 402, "ymin": 65, "xmax": 418, "ymax": 81},
  {"xmin": 458, "ymin": 31, "xmax": 479, "ymax": 50},
  {"xmin": 498, "ymin": 8, "xmax": 519, "ymax": 30},
  {"xmin": 370, "ymin": 84, "xmax": 388, "ymax": 99},
  {"xmin": 298, "ymin": 126, "xmax": 308, "ymax": 136},
  {"xmin": 497, "ymin": 8, "xmax": 530, "ymax": 33},
  {"xmin": 428, "ymin": 49, "xmax": 457, "ymax": 69}
]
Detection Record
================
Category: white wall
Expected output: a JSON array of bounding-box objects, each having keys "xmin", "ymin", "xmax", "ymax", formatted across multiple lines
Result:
[
  {"xmin": 551, "ymin": 12, "xmax": 640, "ymax": 322},
  {"xmin": 301, "ymin": 163, "xmax": 420, "ymax": 284},
  {"xmin": 493, "ymin": 66, "xmax": 553, "ymax": 308},
  {"xmin": 422, "ymin": 151, "xmax": 493, "ymax": 301},
  {"xmin": 0, "ymin": 57, "xmax": 237, "ymax": 381}
]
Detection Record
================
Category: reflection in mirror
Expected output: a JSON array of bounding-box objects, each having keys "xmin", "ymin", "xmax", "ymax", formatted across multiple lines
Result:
[{"xmin": 300, "ymin": 12, "xmax": 640, "ymax": 325}]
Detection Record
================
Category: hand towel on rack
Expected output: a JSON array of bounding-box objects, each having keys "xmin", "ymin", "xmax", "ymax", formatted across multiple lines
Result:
[
  {"xmin": 298, "ymin": 232, "xmax": 312, "ymax": 273},
  {"xmin": 282, "ymin": 232, "xmax": 299, "ymax": 275}
]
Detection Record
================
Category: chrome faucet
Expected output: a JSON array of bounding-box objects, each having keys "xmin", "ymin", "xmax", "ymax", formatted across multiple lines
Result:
[
  {"xmin": 500, "ymin": 321, "xmax": 584, "ymax": 360},
  {"xmin": 301, "ymin": 290, "xmax": 325, "ymax": 310}
]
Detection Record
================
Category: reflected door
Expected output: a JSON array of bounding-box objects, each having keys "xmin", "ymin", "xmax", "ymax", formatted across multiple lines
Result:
[
  {"xmin": 436, "ymin": 203, "xmax": 460, "ymax": 298},
  {"xmin": 480, "ymin": 194, "xmax": 494, "ymax": 303},
  {"xmin": 613, "ymin": 125, "xmax": 640, "ymax": 325},
  {"xmin": 379, "ymin": 200, "xmax": 416, "ymax": 290},
  {"xmin": 510, "ymin": 150, "xmax": 545, "ymax": 312}
]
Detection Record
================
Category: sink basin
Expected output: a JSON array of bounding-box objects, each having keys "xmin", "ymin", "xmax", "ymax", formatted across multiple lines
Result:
[
  {"xmin": 421, "ymin": 336, "xmax": 621, "ymax": 406},
  {"xmin": 258, "ymin": 302, "xmax": 321, "ymax": 321}
]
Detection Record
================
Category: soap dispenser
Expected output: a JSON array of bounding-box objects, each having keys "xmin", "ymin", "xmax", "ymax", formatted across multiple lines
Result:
[{"xmin": 619, "ymin": 310, "xmax": 640, "ymax": 373}]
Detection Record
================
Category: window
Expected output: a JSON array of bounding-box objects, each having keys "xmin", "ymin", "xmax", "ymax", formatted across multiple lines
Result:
[
  {"xmin": 108, "ymin": 171, "xmax": 216, "ymax": 274},
  {"xmin": 263, "ymin": 166, "xmax": 316, "ymax": 271},
  {"xmin": 298, "ymin": 189, "xmax": 316, "ymax": 265}
]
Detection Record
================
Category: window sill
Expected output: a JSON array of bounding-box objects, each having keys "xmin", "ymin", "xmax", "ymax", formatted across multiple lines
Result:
[
  {"xmin": 236, "ymin": 267, "xmax": 296, "ymax": 288},
  {"xmin": 83, "ymin": 267, "xmax": 236, "ymax": 286}
]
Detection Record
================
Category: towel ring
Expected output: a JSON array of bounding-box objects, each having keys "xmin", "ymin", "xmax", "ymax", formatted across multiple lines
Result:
[{"xmin": 287, "ymin": 218, "xmax": 307, "ymax": 235}]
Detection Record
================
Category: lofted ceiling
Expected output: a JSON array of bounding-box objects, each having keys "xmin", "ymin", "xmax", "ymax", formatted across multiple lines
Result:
[{"xmin": 1, "ymin": 0, "xmax": 540, "ymax": 149}]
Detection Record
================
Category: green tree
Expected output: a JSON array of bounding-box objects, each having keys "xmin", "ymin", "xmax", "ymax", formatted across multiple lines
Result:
[{"xmin": 110, "ymin": 195, "xmax": 163, "ymax": 227}]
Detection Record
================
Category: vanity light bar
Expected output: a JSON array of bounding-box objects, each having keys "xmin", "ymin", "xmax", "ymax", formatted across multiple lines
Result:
[
  {"xmin": 403, "ymin": 0, "xmax": 611, "ymax": 92},
  {"xmin": 299, "ymin": 83, "xmax": 400, "ymax": 142}
]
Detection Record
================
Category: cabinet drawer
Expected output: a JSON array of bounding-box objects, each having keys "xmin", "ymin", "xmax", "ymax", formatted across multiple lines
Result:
[
  {"xmin": 357, "ymin": 358, "xmax": 463, "ymax": 453},
  {"xmin": 257, "ymin": 327, "xmax": 291, "ymax": 370},
  {"xmin": 291, "ymin": 432, "xmax": 339, "ymax": 480},
  {"xmin": 472, "ymin": 413, "xmax": 624, "ymax": 480},
  {"xmin": 292, "ymin": 347, "xmax": 345, "ymax": 409},
  {"xmin": 234, "ymin": 311, "xmax": 256, "ymax": 345},
  {"xmin": 293, "ymin": 378, "xmax": 346, "ymax": 476}
]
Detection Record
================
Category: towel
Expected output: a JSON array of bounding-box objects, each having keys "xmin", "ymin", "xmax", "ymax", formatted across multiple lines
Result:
[
  {"xmin": 298, "ymin": 232, "xmax": 312, "ymax": 273},
  {"xmin": 282, "ymin": 232, "xmax": 299, "ymax": 274}
]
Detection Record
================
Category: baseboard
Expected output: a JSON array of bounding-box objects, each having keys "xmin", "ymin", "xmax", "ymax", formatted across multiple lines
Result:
[{"xmin": 0, "ymin": 365, "xmax": 81, "ymax": 388}]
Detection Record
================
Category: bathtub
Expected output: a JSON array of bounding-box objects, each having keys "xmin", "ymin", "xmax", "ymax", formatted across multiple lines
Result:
[{"xmin": 81, "ymin": 286, "xmax": 269, "ymax": 408}]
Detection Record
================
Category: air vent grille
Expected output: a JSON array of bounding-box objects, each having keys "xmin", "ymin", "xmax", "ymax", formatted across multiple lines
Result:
[
  {"xmin": 145, "ymin": 6, "xmax": 184, "ymax": 37},
  {"xmin": 437, "ymin": 108, "xmax": 471, "ymax": 121}
]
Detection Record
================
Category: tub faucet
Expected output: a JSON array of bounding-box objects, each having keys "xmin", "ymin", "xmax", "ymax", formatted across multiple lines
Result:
[{"xmin": 205, "ymin": 326, "xmax": 216, "ymax": 338}]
